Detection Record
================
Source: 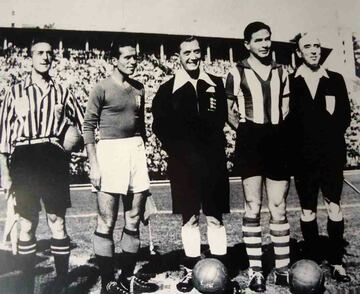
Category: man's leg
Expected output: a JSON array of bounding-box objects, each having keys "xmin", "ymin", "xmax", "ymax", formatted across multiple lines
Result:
[
  {"xmin": 242, "ymin": 176, "xmax": 266, "ymax": 292},
  {"xmin": 120, "ymin": 192, "xmax": 158, "ymax": 293},
  {"xmin": 266, "ymin": 178, "xmax": 290, "ymax": 284},
  {"xmin": 94, "ymin": 191, "xmax": 119, "ymax": 292},
  {"xmin": 47, "ymin": 210, "xmax": 70, "ymax": 293},
  {"xmin": 17, "ymin": 215, "xmax": 38, "ymax": 294},
  {"xmin": 294, "ymin": 174, "xmax": 321, "ymax": 263},
  {"xmin": 206, "ymin": 215, "xmax": 227, "ymax": 261},
  {"xmin": 177, "ymin": 214, "xmax": 201, "ymax": 293},
  {"xmin": 322, "ymin": 170, "xmax": 351, "ymax": 282}
]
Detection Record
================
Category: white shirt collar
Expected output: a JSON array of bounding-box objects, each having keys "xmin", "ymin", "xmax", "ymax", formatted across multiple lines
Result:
[
  {"xmin": 172, "ymin": 66, "xmax": 216, "ymax": 94},
  {"xmin": 295, "ymin": 64, "xmax": 329, "ymax": 79}
]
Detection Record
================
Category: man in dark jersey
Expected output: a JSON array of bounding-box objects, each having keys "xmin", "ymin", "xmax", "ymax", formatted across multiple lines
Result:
[
  {"xmin": 225, "ymin": 22, "xmax": 291, "ymax": 292},
  {"xmin": 289, "ymin": 32, "xmax": 351, "ymax": 282},
  {"xmin": 152, "ymin": 36, "xmax": 230, "ymax": 293},
  {"xmin": 0, "ymin": 38, "xmax": 84, "ymax": 294},
  {"xmin": 83, "ymin": 41, "xmax": 158, "ymax": 294}
]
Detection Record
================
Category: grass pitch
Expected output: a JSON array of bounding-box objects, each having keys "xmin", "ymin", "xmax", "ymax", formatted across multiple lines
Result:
[{"xmin": 0, "ymin": 173, "xmax": 359, "ymax": 293}]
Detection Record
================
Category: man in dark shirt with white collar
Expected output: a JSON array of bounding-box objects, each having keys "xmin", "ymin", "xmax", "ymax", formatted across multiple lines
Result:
[
  {"xmin": 289, "ymin": 32, "xmax": 351, "ymax": 282},
  {"xmin": 152, "ymin": 36, "xmax": 230, "ymax": 293},
  {"xmin": 83, "ymin": 41, "xmax": 158, "ymax": 294}
]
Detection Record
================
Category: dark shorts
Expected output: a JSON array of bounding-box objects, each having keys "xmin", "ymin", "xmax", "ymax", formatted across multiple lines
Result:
[
  {"xmin": 167, "ymin": 145, "xmax": 230, "ymax": 222},
  {"xmin": 10, "ymin": 143, "xmax": 70, "ymax": 218},
  {"xmin": 233, "ymin": 121, "xmax": 289, "ymax": 180},
  {"xmin": 294, "ymin": 168, "xmax": 343, "ymax": 211}
]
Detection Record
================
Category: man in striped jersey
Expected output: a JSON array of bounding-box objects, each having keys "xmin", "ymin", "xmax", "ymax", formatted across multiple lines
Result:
[
  {"xmin": 0, "ymin": 38, "xmax": 84, "ymax": 294},
  {"xmin": 225, "ymin": 22, "xmax": 291, "ymax": 292}
]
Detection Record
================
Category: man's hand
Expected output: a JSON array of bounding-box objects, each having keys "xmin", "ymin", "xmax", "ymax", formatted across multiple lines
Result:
[
  {"xmin": 3, "ymin": 174, "xmax": 12, "ymax": 200},
  {"xmin": 0, "ymin": 154, "xmax": 12, "ymax": 199},
  {"xmin": 89, "ymin": 163, "xmax": 101, "ymax": 191}
]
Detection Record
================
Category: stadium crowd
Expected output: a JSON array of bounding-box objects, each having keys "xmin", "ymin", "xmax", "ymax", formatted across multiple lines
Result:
[{"xmin": 0, "ymin": 46, "xmax": 359, "ymax": 181}]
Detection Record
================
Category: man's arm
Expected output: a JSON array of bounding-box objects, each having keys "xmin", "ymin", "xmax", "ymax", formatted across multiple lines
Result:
[
  {"xmin": 224, "ymin": 68, "xmax": 242, "ymax": 130},
  {"xmin": 83, "ymin": 84, "xmax": 104, "ymax": 190},
  {"xmin": 85, "ymin": 143, "xmax": 101, "ymax": 190},
  {"xmin": 335, "ymin": 73, "xmax": 351, "ymax": 133},
  {"xmin": 0, "ymin": 153, "xmax": 11, "ymax": 195},
  {"xmin": 64, "ymin": 87, "xmax": 85, "ymax": 132}
]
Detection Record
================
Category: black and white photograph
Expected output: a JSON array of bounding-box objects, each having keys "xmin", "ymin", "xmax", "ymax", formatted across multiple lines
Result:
[{"xmin": 0, "ymin": 0, "xmax": 359, "ymax": 293}]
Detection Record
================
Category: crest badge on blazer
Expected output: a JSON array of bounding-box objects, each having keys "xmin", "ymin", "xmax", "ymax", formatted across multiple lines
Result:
[{"xmin": 325, "ymin": 95, "xmax": 336, "ymax": 115}]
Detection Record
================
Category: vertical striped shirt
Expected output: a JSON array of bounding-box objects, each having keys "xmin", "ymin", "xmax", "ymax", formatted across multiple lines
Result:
[
  {"xmin": 0, "ymin": 75, "xmax": 84, "ymax": 154},
  {"xmin": 225, "ymin": 59, "xmax": 290, "ymax": 125}
]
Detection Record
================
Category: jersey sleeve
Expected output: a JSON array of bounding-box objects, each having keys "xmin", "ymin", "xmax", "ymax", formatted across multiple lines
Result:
[{"xmin": 83, "ymin": 84, "xmax": 104, "ymax": 145}]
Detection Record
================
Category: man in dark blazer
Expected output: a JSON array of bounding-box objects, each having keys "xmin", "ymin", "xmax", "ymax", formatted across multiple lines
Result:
[
  {"xmin": 289, "ymin": 32, "xmax": 351, "ymax": 282},
  {"xmin": 152, "ymin": 36, "xmax": 230, "ymax": 293}
]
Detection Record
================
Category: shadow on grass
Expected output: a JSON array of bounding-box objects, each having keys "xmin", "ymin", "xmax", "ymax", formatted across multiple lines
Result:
[{"xmin": 42, "ymin": 262, "xmax": 99, "ymax": 294}]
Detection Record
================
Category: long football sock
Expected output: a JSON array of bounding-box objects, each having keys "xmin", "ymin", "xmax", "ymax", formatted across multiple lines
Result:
[
  {"xmin": 300, "ymin": 218, "xmax": 320, "ymax": 261},
  {"xmin": 119, "ymin": 228, "xmax": 140, "ymax": 281},
  {"xmin": 300, "ymin": 218, "xmax": 319, "ymax": 243},
  {"xmin": 17, "ymin": 239, "xmax": 37, "ymax": 294},
  {"xmin": 242, "ymin": 217, "xmax": 262, "ymax": 272},
  {"xmin": 51, "ymin": 236, "xmax": 70, "ymax": 281},
  {"xmin": 181, "ymin": 225, "xmax": 201, "ymax": 259},
  {"xmin": 94, "ymin": 231, "xmax": 115, "ymax": 289},
  {"xmin": 270, "ymin": 219, "xmax": 290, "ymax": 271},
  {"xmin": 207, "ymin": 225, "xmax": 227, "ymax": 255},
  {"xmin": 327, "ymin": 218, "xmax": 344, "ymax": 265}
]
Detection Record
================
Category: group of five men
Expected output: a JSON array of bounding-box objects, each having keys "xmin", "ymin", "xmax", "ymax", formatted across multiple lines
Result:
[{"xmin": 0, "ymin": 21, "xmax": 351, "ymax": 294}]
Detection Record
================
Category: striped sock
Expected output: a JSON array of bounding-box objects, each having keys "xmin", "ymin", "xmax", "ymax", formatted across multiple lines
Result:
[
  {"xmin": 17, "ymin": 239, "xmax": 37, "ymax": 294},
  {"xmin": 242, "ymin": 217, "xmax": 262, "ymax": 272},
  {"xmin": 51, "ymin": 236, "xmax": 70, "ymax": 280},
  {"xmin": 270, "ymin": 219, "xmax": 290, "ymax": 271}
]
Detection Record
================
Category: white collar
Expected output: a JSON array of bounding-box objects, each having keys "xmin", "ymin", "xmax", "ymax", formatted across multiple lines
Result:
[
  {"xmin": 172, "ymin": 66, "xmax": 216, "ymax": 93},
  {"xmin": 295, "ymin": 64, "xmax": 329, "ymax": 79}
]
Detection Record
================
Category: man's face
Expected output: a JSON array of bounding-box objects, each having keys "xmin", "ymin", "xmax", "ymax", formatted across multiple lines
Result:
[
  {"xmin": 244, "ymin": 29, "xmax": 271, "ymax": 60},
  {"xmin": 179, "ymin": 40, "xmax": 201, "ymax": 72},
  {"xmin": 297, "ymin": 35, "xmax": 321, "ymax": 69},
  {"xmin": 115, "ymin": 46, "xmax": 137, "ymax": 76},
  {"xmin": 32, "ymin": 42, "xmax": 53, "ymax": 74}
]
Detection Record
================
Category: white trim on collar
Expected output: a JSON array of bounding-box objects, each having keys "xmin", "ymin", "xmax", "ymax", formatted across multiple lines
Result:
[
  {"xmin": 295, "ymin": 64, "xmax": 329, "ymax": 79},
  {"xmin": 172, "ymin": 66, "xmax": 216, "ymax": 94}
]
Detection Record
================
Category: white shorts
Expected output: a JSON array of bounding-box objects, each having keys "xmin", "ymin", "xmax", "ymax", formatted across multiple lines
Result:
[{"xmin": 96, "ymin": 137, "xmax": 150, "ymax": 195}]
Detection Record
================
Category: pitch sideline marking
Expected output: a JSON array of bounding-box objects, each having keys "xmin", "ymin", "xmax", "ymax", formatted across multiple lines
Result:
[{"xmin": 1, "ymin": 203, "xmax": 360, "ymax": 222}]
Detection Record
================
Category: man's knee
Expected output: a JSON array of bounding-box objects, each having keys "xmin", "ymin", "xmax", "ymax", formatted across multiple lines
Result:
[
  {"xmin": 301, "ymin": 209, "xmax": 317, "ymax": 222},
  {"xmin": 19, "ymin": 216, "xmax": 38, "ymax": 241},
  {"xmin": 244, "ymin": 200, "xmax": 261, "ymax": 218},
  {"xmin": 47, "ymin": 213, "xmax": 67, "ymax": 239},
  {"xmin": 325, "ymin": 201, "xmax": 343, "ymax": 221},
  {"xmin": 183, "ymin": 214, "xmax": 200, "ymax": 227},
  {"xmin": 268, "ymin": 199, "xmax": 287, "ymax": 221},
  {"xmin": 205, "ymin": 216, "xmax": 222, "ymax": 228}
]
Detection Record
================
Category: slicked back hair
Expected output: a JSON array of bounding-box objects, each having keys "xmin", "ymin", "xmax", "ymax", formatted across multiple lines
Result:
[{"xmin": 244, "ymin": 22, "xmax": 271, "ymax": 42}]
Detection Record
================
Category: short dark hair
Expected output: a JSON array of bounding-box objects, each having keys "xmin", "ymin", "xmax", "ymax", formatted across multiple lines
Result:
[
  {"xmin": 243, "ymin": 22, "xmax": 271, "ymax": 42},
  {"xmin": 109, "ymin": 39, "xmax": 136, "ymax": 59},
  {"xmin": 29, "ymin": 36, "xmax": 54, "ymax": 57},
  {"xmin": 178, "ymin": 36, "xmax": 200, "ymax": 51}
]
